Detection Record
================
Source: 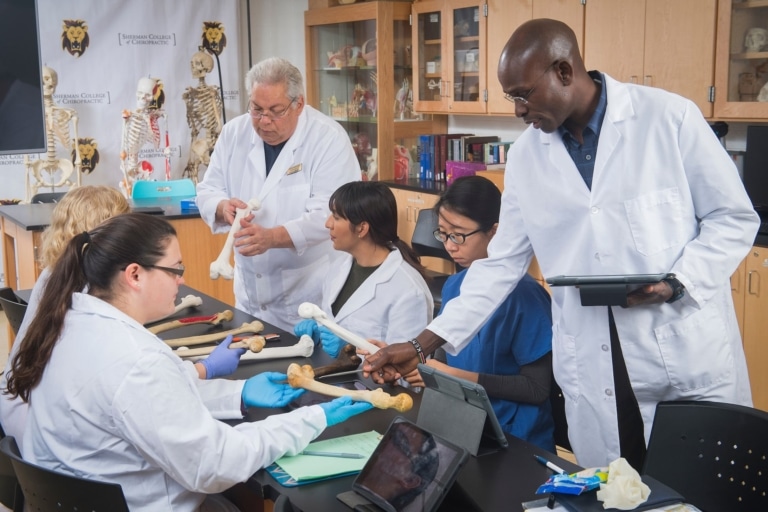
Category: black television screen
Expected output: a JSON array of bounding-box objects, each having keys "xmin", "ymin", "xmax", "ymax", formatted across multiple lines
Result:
[
  {"xmin": 0, "ymin": 0, "xmax": 46, "ymax": 155},
  {"xmin": 744, "ymin": 125, "xmax": 768, "ymax": 215}
]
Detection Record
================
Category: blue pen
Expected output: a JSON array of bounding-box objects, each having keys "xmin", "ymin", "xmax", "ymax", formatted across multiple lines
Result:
[
  {"xmin": 301, "ymin": 450, "xmax": 365, "ymax": 459},
  {"xmin": 534, "ymin": 454, "xmax": 566, "ymax": 475}
]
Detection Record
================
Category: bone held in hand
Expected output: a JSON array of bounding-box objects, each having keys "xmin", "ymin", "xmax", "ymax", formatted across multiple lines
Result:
[
  {"xmin": 163, "ymin": 320, "xmax": 264, "ymax": 348},
  {"xmin": 287, "ymin": 363, "xmax": 413, "ymax": 412},
  {"xmin": 312, "ymin": 344, "xmax": 362, "ymax": 378},
  {"xmin": 148, "ymin": 310, "xmax": 233, "ymax": 334},
  {"xmin": 175, "ymin": 335, "xmax": 267, "ymax": 358},
  {"xmin": 297, "ymin": 302, "xmax": 380, "ymax": 354},
  {"xmin": 176, "ymin": 335, "xmax": 313, "ymax": 360},
  {"xmin": 210, "ymin": 198, "xmax": 261, "ymax": 280}
]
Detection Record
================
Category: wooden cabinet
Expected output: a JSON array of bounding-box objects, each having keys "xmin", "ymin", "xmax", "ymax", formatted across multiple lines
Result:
[
  {"xmin": 412, "ymin": 0, "xmax": 488, "ymax": 114},
  {"xmin": 714, "ymin": 0, "xmax": 768, "ymax": 119},
  {"xmin": 731, "ymin": 256, "xmax": 746, "ymax": 340},
  {"xmin": 741, "ymin": 246, "xmax": 768, "ymax": 411},
  {"xmin": 583, "ymin": 0, "xmax": 717, "ymax": 118},
  {"xmin": 305, "ymin": 2, "xmax": 446, "ymax": 181},
  {"xmin": 487, "ymin": 0, "xmax": 584, "ymax": 115}
]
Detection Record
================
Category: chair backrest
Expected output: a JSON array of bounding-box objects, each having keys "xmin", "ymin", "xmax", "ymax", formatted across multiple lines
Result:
[
  {"xmin": 0, "ymin": 437, "xmax": 130, "ymax": 512},
  {"xmin": 0, "ymin": 288, "xmax": 27, "ymax": 336},
  {"xmin": 29, "ymin": 192, "xmax": 66, "ymax": 204},
  {"xmin": 0, "ymin": 426, "xmax": 23, "ymax": 512},
  {"xmin": 411, "ymin": 208, "xmax": 452, "ymax": 262},
  {"xmin": 643, "ymin": 400, "xmax": 768, "ymax": 512},
  {"xmin": 131, "ymin": 178, "xmax": 196, "ymax": 200}
]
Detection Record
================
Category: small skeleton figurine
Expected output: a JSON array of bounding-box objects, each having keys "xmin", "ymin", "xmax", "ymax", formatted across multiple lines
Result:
[
  {"xmin": 120, "ymin": 76, "xmax": 167, "ymax": 197},
  {"xmin": 182, "ymin": 48, "xmax": 223, "ymax": 184},
  {"xmin": 24, "ymin": 66, "xmax": 82, "ymax": 202}
]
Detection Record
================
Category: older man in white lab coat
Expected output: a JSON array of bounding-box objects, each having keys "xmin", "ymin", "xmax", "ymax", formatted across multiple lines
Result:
[
  {"xmin": 364, "ymin": 20, "xmax": 759, "ymax": 469},
  {"xmin": 197, "ymin": 58, "xmax": 360, "ymax": 331}
]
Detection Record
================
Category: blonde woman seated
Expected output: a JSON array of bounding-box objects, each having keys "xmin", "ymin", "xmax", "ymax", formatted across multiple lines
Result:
[{"xmin": 295, "ymin": 181, "xmax": 433, "ymax": 357}]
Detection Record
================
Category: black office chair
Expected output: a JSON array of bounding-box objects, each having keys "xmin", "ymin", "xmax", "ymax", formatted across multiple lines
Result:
[
  {"xmin": 29, "ymin": 192, "xmax": 66, "ymax": 204},
  {"xmin": 643, "ymin": 400, "xmax": 768, "ymax": 512},
  {"xmin": 0, "ymin": 425, "xmax": 23, "ymax": 512},
  {"xmin": 411, "ymin": 208, "xmax": 458, "ymax": 316},
  {"xmin": 273, "ymin": 494, "xmax": 298, "ymax": 512},
  {"xmin": 0, "ymin": 288, "xmax": 27, "ymax": 337},
  {"xmin": 0, "ymin": 436, "xmax": 130, "ymax": 512}
]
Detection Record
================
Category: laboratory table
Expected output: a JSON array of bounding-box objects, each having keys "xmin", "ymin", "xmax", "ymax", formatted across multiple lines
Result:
[{"xmin": 16, "ymin": 284, "xmax": 579, "ymax": 511}]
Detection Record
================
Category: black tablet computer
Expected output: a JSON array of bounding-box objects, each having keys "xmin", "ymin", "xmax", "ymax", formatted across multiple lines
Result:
[
  {"xmin": 342, "ymin": 417, "xmax": 469, "ymax": 512},
  {"xmin": 416, "ymin": 363, "xmax": 508, "ymax": 456},
  {"xmin": 545, "ymin": 273, "xmax": 672, "ymax": 287}
]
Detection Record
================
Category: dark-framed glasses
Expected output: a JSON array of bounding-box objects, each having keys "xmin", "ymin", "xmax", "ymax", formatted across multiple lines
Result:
[
  {"xmin": 248, "ymin": 97, "xmax": 297, "ymax": 121},
  {"xmin": 146, "ymin": 264, "xmax": 185, "ymax": 277},
  {"xmin": 503, "ymin": 61, "xmax": 558, "ymax": 105},
  {"xmin": 433, "ymin": 228, "xmax": 483, "ymax": 245}
]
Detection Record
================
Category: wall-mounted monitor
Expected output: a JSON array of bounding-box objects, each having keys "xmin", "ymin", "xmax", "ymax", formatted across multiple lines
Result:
[{"xmin": 0, "ymin": 0, "xmax": 47, "ymax": 156}]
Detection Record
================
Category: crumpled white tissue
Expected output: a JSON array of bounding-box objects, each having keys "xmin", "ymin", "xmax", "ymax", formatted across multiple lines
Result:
[{"xmin": 595, "ymin": 457, "xmax": 650, "ymax": 510}]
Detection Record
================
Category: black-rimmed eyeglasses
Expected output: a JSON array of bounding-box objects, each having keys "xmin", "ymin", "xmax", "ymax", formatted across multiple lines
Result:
[
  {"xmin": 503, "ymin": 61, "xmax": 558, "ymax": 105},
  {"xmin": 433, "ymin": 228, "xmax": 482, "ymax": 245},
  {"xmin": 146, "ymin": 264, "xmax": 185, "ymax": 278},
  {"xmin": 248, "ymin": 98, "xmax": 297, "ymax": 121}
]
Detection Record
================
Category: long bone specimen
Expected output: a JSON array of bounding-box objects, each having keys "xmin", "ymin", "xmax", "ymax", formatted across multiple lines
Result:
[
  {"xmin": 287, "ymin": 363, "xmax": 413, "ymax": 412},
  {"xmin": 175, "ymin": 335, "xmax": 267, "ymax": 358},
  {"xmin": 210, "ymin": 198, "xmax": 261, "ymax": 280},
  {"xmin": 313, "ymin": 344, "xmax": 362, "ymax": 378},
  {"xmin": 163, "ymin": 321, "xmax": 264, "ymax": 348},
  {"xmin": 297, "ymin": 302, "xmax": 380, "ymax": 355},
  {"xmin": 176, "ymin": 335, "xmax": 313, "ymax": 360},
  {"xmin": 149, "ymin": 310, "xmax": 233, "ymax": 334},
  {"xmin": 175, "ymin": 294, "xmax": 203, "ymax": 314}
]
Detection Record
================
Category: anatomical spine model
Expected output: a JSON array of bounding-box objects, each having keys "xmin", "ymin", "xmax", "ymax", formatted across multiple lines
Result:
[
  {"xmin": 182, "ymin": 48, "xmax": 223, "ymax": 183},
  {"xmin": 24, "ymin": 66, "xmax": 82, "ymax": 202},
  {"xmin": 120, "ymin": 76, "xmax": 168, "ymax": 197}
]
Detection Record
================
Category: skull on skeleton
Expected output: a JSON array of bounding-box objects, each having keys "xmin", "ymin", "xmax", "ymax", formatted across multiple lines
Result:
[
  {"xmin": 42, "ymin": 66, "xmax": 58, "ymax": 98},
  {"xmin": 191, "ymin": 50, "xmax": 214, "ymax": 79},
  {"xmin": 136, "ymin": 77, "xmax": 157, "ymax": 110},
  {"xmin": 744, "ymin": 27, "xmax": 768, "ymax": 53}
]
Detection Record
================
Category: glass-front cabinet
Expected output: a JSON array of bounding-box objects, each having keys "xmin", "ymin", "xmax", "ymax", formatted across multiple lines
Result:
[
  {"xmin": 715, "ymin": 0, "xmax": 768, "ymax": 119},
  {"xmin": 305, "ymin": 1, "xmax": 445, "ymax": 181},
  {"xmin": 412, "ymin": 0, "xmax": 488, "ymax": 114}
]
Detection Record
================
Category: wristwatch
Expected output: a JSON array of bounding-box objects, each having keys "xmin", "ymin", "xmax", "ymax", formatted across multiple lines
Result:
[{"xmin": 663, "ymin": 276, "xmax": 685, "ymax": 303}]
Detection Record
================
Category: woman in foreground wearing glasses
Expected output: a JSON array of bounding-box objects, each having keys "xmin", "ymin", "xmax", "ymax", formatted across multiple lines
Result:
[
  {"xmin": 294, "ymin": 181, "xmax": 433, "ymax": 359},
  {"xmin": 4, "ymin": 213, "xmax": 371, "ymax": 511},
  {"xmin": 0, "ymin": 188, "xmax": 245, "ymax": 448},
  {"xmin": 407, "ymin": 176, "xmax": 556, "ymax": 451}
]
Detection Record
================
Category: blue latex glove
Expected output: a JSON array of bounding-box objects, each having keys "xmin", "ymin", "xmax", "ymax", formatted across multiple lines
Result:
[
  {"xmin": 294, "ymin": 319, "xmax": 320, "ymax": 344},
  {"xmin": 319, "ymin": 396, "xmax": 374, "ymax": 427},
  {"xmin": 200, "ymin": 335, "xmax": 246, "ymax": 379},
  {"xmin": 242, "ymin": 372, "xmax": 305, "ymax": 408},
  {"xmin": 318, "ymin": 325, "xmax": 345, "ymax": 358}
]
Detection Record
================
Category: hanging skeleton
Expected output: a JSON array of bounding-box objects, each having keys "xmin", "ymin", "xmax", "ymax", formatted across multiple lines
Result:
[
  {"xmin": 119, "ymin": 76, "xmax": 168, "ymax": 197},
  {"xmin": 182, "ymin": 48, "xmax": 223, "ymax": 184},
  {"xmin": 24, "ymin": 66, "xmax": 82, "ymax": 202}
]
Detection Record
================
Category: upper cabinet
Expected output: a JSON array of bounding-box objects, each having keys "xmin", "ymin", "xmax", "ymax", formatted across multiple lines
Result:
[
  {"xmin": 714, "ymin": 0, "xmax": 768, "ymax": 119},
  {"xmin": 487, "ymin": 0, "xmax": 584, "ymax": 115},
  {"xmin": 412, "ymin": 0, "xmax": 488, "ymax": 114},
  {"xmin": 305, "ymin": 2, "xmax": 445, "ymax": 182},
  {"xmin": 584, "ymin": 0, "xmax": 717, "ymax": 118}
]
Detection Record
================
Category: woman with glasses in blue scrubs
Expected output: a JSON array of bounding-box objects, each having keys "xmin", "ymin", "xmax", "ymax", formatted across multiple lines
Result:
[{"xmin": 407, "ymin": 176, "xmax": 555, "ymax": 451}]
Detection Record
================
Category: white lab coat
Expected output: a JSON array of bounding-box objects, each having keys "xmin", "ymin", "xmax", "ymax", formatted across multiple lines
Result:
[
  {"xmin": 428, "ymin": 74, "xmax": 759, "ymax": 467},
  {"xmin": 0, "ymin": 269, "xmax": 237, "ymax": 447},
  {"xmin": 197, "ymin": 106, "xmax": 360, "ymax": 331},
  {"xmin": 22, "ymin": 293, "xmax": 326, "ymax": 511},
  {"xmin": 322, "ymin": 251, "xmax": 433, "ymax": 342}
]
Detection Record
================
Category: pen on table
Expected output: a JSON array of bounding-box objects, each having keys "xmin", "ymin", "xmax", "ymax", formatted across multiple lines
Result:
[
  {"xmin": 534, "ymin": 454, "xmax": 567, "ymax": 475},
  {"xmin": 301, "ymin": 450, "xmax": 365, "ymax": 459}
]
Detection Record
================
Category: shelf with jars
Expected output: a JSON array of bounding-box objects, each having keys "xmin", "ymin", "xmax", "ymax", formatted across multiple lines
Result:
[
  {"xmin": 715, "ymin": 0, "xmax": 768, "ymax": 119},
  {"xmin": 305, "ymin": 1, "xmax": 446, "ymax": 181}
]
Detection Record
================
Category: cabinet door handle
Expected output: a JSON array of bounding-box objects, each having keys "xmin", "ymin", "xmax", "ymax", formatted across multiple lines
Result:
[
  {"xmin": 644, "ymin": 75, "xmax": 652, "ymax": 86},
  {"xmin": 630, "ymin": 75, "xmax": 638, "ymax": 84},
  {"xmin": 748, "ymin": 270, "xmax": 760, "ymax": 296}
]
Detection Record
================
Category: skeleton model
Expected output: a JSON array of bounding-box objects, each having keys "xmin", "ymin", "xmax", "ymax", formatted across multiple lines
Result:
[
  {"xmin": 182, "ymin": 48, "xmax": 222, "ymax": 184},
  {"xmin": 120, "ymin": 76, "xmax": 167, "ymax": 197},
  {"xmin": 24, "ymin": 66, "xmax": 81, "ymax": 202}
]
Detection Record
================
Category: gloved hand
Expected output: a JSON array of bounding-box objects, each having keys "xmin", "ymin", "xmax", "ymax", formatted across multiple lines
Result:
[
  {"xmin": 319, "ymin": 396, "xmax": 374, "ymax": 427},
  {"xmin": 294, "ymin": 319, "xmax": 320, "ymax": 344},
  {"xmin": 242, "ymin": 372, "xmax": 305, "ymax": 408},
  {"xmin": 318, "ymin": 326, "xmax": 345, "ymax": 358},
  {"xmin": 200, "ymin": 335, "xmax": 246, "ymax": 379}
]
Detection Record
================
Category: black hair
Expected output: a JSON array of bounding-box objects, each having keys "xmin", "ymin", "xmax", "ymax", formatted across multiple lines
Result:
[{"xmin": 433, "ymin": 175, "xmax": 501, "ymax": 231}]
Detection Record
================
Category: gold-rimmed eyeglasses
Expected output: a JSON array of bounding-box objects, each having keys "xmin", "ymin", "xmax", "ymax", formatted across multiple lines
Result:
[
  {"xmin": 433, "ymin": 228, "xmax": 482, "ymax": 245},
  {"xmin": 248, "ymin": 98, "xmax": 297, "ymax": 121},
  {"xmin": 503, "ymin": 61, "xmax": 558, "ymax": 105}
]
